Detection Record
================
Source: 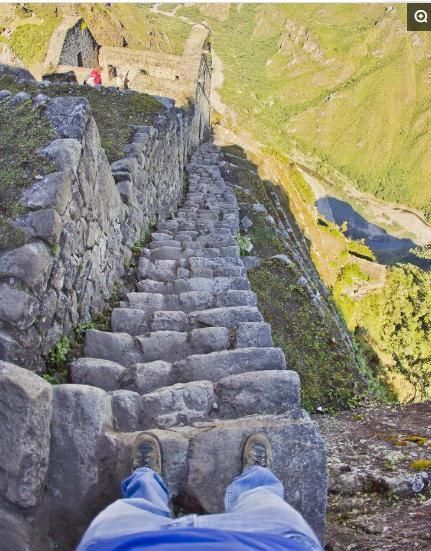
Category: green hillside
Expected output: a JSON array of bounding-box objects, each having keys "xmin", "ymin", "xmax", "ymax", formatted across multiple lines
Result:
[{"xmin": 179, "ymin": 4, "xmax": 431, "ymax": 216}]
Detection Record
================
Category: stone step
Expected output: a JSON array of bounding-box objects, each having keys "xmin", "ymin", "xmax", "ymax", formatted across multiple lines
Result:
[
  {"xmin": 136, "ymin": 280, "xmax": 174, "ymax": 294},
  {"xmin": 235, "ymin": 322, "xmax": 273, "ymax": 347},
  {"xmin": 179, "ymin": 239, "xmax": 237, "ymax": 250},
  {"xmin": 138, "ymin": 257, "xmax": 245, "ymax": 281},
  {"xmin": 161, "ymin": 413, "xmax": 326, "ymax": 538},
  {"xmin": 173, "ymin": 230, "xmax": 200, "ymax": 242},
  {"xmin": 137, "ymin": 277, "xmax": 250, "ymax": 295},
  {"xmin": 103, "ymin": 412, "xmax": 326, "ymax": 538},
  {"xmin": 172, "ymin": 276, "xmax": 249, "ymax": 294},
  {"xmin": 139, "ymin": 380, "xmax": 215, "ymax": 429},
  {"xmin": 177, "ymin": 211, "xmax": 219, "ymax": 221},
  {"xmin": 126, "ymin": 290, "xmax": 257, "ymax": 313},
  {"xmin": 214, "ymin": 370, "xmax": 300, "ymax": 418},
  {"xmin": 138, "ymin": 258, "xmax": 179, "ymax": 281},
  {"xmin": 101, "ymin": 377, "xmax": 215, "ymax": 432},
  {"xmin": 149, "ymin": 246, "xmax": 240, "ymax": 261},
  {"xmin": 157, "ymin": 220, "xmax": 237, "ymax": 234},
  {"xmin": 135, "ymin": 327, "xmax": 230, "ymax": 363},
  {"xmin": 188, "ymin": 256, "xmax": 244, "ymax": 269},
  {"xmin": 189, "ymin": 306, "xmax": 264, "ymax": 328},
  {"xmin": 83, "ymin": 320, "xmax": 272, "ymax": 366},
  {"xmin": 70, "ymin": 357, "xmax": 126, "ymax": 391},
  {"xmin": 111, "ymin": 380, "xmax": 215, "ymax": 431},
  {"xmin": 111, "ymin": 307, "xmax": 264, "ymax": 335},
  {"xmin": 111, "ymin": 308, "xmax": 152, "ymax": 335},
  {"xmin": 151, "ymin": 231, "xmax": 174, "ymax": 241},
  {"xmin": 83, "ymin": 330, "xmax": 143, "ymax": 367},
  {"xmin": 175, "ymin": 347, "xmax": 286, "ymax": 383},
  {"xmin": 181, "ymin": 204, "xmax": 236, "ymax": 214},
  {"xmin": 121, "ymin": 360, "xmax": 175, "ymax": 394},
  {"xmin": 148, "ymin": 240, "xmax": 182, "ymax": 249},
  {"xmin": 111, "ymin": 369, "xmax": 299, "ymax": 432},
  {"xmin": 190, "ymin": 266, "xmax": 245, "ymax": 278},
  {"xmin": 148, "ymin": 237, "xmax": 237, "ymax": 250}
]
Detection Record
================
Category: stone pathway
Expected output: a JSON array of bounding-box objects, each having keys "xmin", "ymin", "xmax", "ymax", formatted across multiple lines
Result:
[{"xmin": 51, "ymin": 142, "xmax": 326, "ymax": 548}]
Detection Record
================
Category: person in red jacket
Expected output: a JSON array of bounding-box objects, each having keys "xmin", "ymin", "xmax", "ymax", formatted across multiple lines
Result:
[
  {"xmin": 77, "ymin": 432, "xmax": 323, "ymax": 551},
  {"xmin": 85, "ymin": 66, "xmax": 102, "ymax": 86}
]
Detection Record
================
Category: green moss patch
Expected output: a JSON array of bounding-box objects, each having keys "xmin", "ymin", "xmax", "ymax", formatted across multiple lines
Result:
[{"xmin": 410, "ymin": 459, "xmax": 431, "ymax": 471}]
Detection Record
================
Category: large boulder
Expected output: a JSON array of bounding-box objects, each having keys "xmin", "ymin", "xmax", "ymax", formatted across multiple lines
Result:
[
  {"xmin": 0, "ymin": 506, "xmax": 34, "ymax": 551},
  {"xmin": 180, "ymin": 412, "xmax": 327, "ymax": 540},
  {"xmin": 13, "ymin": 209, "xmax": 63, "ymax": 245},
  {"xmin": 215, "ymin": 370, "xmax": 300, "ymax": 417},
  {"xmin": 48, "ymin": 384, "xmax": 113, "ymax": 549},
  {"xmin": 46, "ymin": 96, "xmax": 91, "ymax": 141},
  {"xmin": 0, "ymin": 362, "xmax": 52, "ymax": 508}
]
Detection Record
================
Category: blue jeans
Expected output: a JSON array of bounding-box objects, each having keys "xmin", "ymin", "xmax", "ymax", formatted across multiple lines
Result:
[{"xmin": 77, "ymin": 466, "xmax": 322, "ymax": 550}]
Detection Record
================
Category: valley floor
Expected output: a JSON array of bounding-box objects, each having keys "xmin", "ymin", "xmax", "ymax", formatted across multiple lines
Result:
[{"xmin": 316, "ymin": 402, "xmax": 431, "ymax": 550}]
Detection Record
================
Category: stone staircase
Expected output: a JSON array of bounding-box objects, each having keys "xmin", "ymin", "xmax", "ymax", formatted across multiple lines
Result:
[{"xmin": 58, "ymin": 142, "xmax": 326, "ymax": 546}]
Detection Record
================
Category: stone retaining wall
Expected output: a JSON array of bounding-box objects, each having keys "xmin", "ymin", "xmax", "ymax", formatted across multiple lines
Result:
[{"xmin": 0, "ymin": 91, "xmax": 209, "ymax": 371}]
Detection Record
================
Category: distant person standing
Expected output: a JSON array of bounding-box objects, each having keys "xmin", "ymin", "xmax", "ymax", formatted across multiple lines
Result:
[{"xmin": 85, "ymin": 66, "xmax": 102, "ymax": 86}]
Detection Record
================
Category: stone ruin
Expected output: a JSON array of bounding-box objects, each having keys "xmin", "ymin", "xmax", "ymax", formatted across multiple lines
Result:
[
  {"xmin": 45, "ymin": 16, "xmax": 211, "ymax": 108},
  {"xmin": 45, "ymin": 16, "xmax": 99, "ymax": 70}
]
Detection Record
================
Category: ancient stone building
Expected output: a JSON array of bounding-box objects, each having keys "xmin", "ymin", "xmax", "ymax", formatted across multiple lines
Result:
[
  {"xmin": 45, "ymin": 16, "xmax": 211, "ymax": 111},
  {"xmin": 45, "ymin": 16, "xmax": 99, "ymax": 68},
  {"xmin": 99, "ymin": 24, "xmax": 211, "ymax": 108}
]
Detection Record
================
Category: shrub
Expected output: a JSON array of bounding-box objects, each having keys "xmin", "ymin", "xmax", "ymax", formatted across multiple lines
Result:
[
  {"xmin": 47, "ymin": 336, "xmax": 70, "ymax": 369},
  {"xmin": 236, "ymin": 233, "xmax": 253, "ymax": 255}
]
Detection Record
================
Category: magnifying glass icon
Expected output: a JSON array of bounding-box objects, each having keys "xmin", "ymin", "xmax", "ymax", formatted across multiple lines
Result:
[{"xmin": 414, "ymin": 9, "xmax": 428, "ymax": 23}]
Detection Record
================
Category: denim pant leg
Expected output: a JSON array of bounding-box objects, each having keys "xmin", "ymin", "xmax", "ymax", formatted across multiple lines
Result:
[
  {"xmin": 194, "ymin": 466, "xmax": 322, "ymax": 549},
  {"xmin": 76, "ymin": 468, "xmax": 172, "ymax": 550}
]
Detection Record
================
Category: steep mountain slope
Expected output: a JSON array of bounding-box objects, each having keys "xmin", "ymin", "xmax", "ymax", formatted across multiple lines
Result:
[{"xmin": 198, "ymin": 3, "xmax": 431, "ymax": 216}]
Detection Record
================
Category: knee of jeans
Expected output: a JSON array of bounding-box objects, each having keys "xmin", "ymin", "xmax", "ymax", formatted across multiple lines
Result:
[{"xmin": 235, "ymin": 491, "xmax": 305, "ymax": 521}]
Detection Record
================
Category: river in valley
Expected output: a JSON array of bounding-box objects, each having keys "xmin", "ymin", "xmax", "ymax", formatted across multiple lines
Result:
[{"xmin": 297, "ymin": 165, "xmax": 431, "ymax": 269}]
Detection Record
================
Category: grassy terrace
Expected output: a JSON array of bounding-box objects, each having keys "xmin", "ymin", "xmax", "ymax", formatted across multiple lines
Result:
[
  {"xmin": 0, "ymin": 95, "xmax": 55, "ymax": 251},
  {"xmin": 0, "ymin": 76, "xmax": 164, "ymax": 162},
  {"xmin": 0, "ymin": 75, "xmax": 164, "ymax": 251}
]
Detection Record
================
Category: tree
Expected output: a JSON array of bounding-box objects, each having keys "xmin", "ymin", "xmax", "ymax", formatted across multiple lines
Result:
[{"xmin": 370, "ymin": 265, "xmax": 431, "ymax": 400}]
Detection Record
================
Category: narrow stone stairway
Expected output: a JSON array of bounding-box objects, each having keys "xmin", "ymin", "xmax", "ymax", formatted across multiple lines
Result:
[{"xmin": 63, "ymin": 142, "xmax": 326, "ymax": 544}]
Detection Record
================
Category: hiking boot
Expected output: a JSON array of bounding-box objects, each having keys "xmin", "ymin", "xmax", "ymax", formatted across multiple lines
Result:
[
  {"xmin": 130, "ymin": 432, "xmax": 162, "ymax": 474},
  {"xmin": 242, "ymin": 433, "xmax": 273, "ymax": 471}
]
